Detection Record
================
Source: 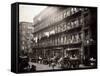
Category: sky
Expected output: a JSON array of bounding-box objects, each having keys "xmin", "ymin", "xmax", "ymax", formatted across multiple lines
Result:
[{"xmin": 19, "ymin": 4, "xmax": 47, "ymax": 23}]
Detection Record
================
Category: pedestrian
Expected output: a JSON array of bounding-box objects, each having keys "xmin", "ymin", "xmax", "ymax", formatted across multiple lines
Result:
[
  {"xmin": 51, "ymin": 62, "xmax": 56, "ymax": 69},
  {"xmin": 30, "ymin": 65, "xmax": 36, "ymax": 72}
]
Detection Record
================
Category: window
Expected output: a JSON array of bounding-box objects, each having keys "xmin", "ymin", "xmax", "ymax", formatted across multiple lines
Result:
[
  {"xmin": 55, "ymin": 37, "xmax": 58, "ymax": 45},
  {"xmin": 74, "ymin": 8, "xmax": 78, "ymax": 12},
  {"xmin": 84, "ymin": 8, "xmax": 88, "ymax": 11},
  {"xmin": 60, "ymin": 13, "xmax": 63, "ymax": 21},
  {"xmin": 67, "ymin": 10, "xmax": 70, "ymax": 16},
  {"xmin": 66, "ymin": 36, "xmax": 69, "ymax": 44},
  {"xmin": 59, "ymin": 24, "xmax": 62, "ymax": 32},
  {"xmin": 79, "ymin": 8, "xmax": 83, "ymax": 11},
  {"xmin": 67, "ymin": 22, "xmax": 71, "ymax": 30},
  {"xmin": 61, "ymin": 36, "xmax": 63, "ymax": 44},
  {"xmin": 71, "ymin": 8, "xmax": 74, "ymax": 14},
  {"xmin": 71, "ymin": 21, "xmax": 74, "ymax": 28},
  {"xmin": 58, "ymin": 36, "xmax": 61, "ymax": 44},
  {"xmin": 72, "ymin": 34, "xmax": 76, "ymax": 43},
  {"xmin": 63, "ymin": 10, "xmax": 67, "ymax": 18},
  {"xmin": 60, "ymin": 23, "xmax": 65, "ymax": 32},
  {"xmin": 71, "ymin": 35, "xmax": 74, "ymax": 43},
  {"xmin": 63, "ymin": 22, "xmax": 67, "ymax": 31},
  {"xmin": 84, "ymin": 13, "xmax": 89, "ymax": 26},
  {"xmin": 74, "ymin": 19, "xmax": 79, "ymax": 27},
  {"xmin": 85, "ymin": 30, "xmax": 89, "ymax": 40},
  {"xmin": 79, "ymin": 17, "xmax": 83, "ymax": 25},
  {"xmin": 75, "ymin": 33, "xmax": 79, "ymax": 43},
  {"xmin": 63, "ymin": 35, "xmax": 66, "ymax": 44},
  {"xmin": 54, "ymin": 26, "xmax": 57, "ymax": 33}
]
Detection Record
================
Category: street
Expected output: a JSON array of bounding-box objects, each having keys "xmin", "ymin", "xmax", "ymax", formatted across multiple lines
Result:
[
  {"xmin": 29, "ymin": 62, "xmax": 61, "ymax": 71},
  {"xmin": 28, "ymin": 62, "xmax": 92, "ymax": 71}
]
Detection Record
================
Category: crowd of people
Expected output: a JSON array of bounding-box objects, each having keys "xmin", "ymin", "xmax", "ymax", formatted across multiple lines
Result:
[
  {"xmin": 18, "ymin": 53, "xmax": 96, "ymax": 72},
  {"xmin": 36, "ymin": 53, "xmax": 81, "ymax": 69}
]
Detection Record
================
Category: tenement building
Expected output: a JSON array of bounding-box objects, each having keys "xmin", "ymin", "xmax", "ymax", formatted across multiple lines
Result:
[
  {"xmin": 19, "ymin": 22, "xmax": 34, "ymax": 56},
  {"xmin": 32, "ymin": 6, "xmax": 97, "ymax": 66}
]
